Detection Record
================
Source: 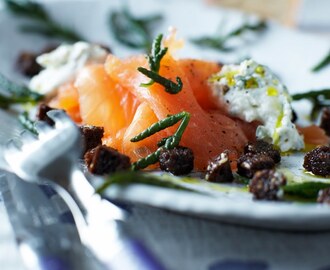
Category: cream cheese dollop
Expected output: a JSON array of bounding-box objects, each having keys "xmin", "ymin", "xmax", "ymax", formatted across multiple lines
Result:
[
  {"xmin": 29, "ymin": 42, "xmax": 108, "ymax": 96},
  {"xmin": 209, "ymin": 59, "xmax": 304, "ymax": 152}
]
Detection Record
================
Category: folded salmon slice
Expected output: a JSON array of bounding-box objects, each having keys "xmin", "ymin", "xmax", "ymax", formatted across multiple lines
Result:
[{"xmin": 104, "ymin": 54, "xmax": 249, "ymax": 170}]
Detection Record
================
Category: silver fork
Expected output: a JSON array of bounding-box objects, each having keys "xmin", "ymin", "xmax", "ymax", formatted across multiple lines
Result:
[{"xmin": 4, "ymin": 110, "xmax": 165, "ymax": 270}]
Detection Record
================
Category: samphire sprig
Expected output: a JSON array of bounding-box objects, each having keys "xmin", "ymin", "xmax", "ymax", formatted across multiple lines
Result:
[
  {"xmin": 110, "ymin": 7, "xmax": 163, "ymax": 51},
  {"xmin": 292, "ymin": 89, "xmax": 330, "ymax": 120},
  {"xmin": 146, "ymin": 34, "xmax": 167, "ymax": 75},
  {"xmin": 4, "ymin": 0, "xmax": 83, "ymax": 42},
  {"xmin": 191, "ymin": 20, "xmax": 267, "ymax": 51},
  {"xmin": 311, "ymin": 50, "xmax": 330, "ymax": 73},
  {"xmin": 138, "ymin": 34, "xmax": 183, "ymax": 94},
  {"xmin": 0, "ymin": 73, "xmax": 44, "ymax": 108},
  {"xmin": 138, "ymin": 67, "xmax": 183, "ymax": 94},
  {"xmin": 131, "ymin": 111, "xmax": 191, "ymax": 170},
  {"xmin": 95, "ymin": 170, "xmax": 200, "ymax": 195}
]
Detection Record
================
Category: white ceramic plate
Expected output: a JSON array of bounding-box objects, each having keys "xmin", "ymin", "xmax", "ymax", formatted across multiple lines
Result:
[{"xmin": 1, "ymin": 0, "xmax": 330, "ymax": 231}]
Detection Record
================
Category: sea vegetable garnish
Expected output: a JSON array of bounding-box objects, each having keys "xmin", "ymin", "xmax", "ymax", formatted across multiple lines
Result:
[
  {"xmin": 0, "ymin": 73, "xmax": 44, "ymax": 108},
  {"xmin": 145, "ymin": 34, "xmax": 167, "ymax": 75},
  {"xmin": 110, "ymin": 7, "xmax": 163, "ymax": 51},
  {"xmin": 292, "ymin": 89, "xmax": 330, "ymax": 120},
  {"xmin": 138, "ymin": 67, "xmax": 183, "ymax": 94},
  {"xmin": 311, "ymin": 50, "xmax": 330, "ymax": 72},
  {"xmin": 131, "ymin": 111, "xmax": 191, "ymax": 170},
  {"xmin": 5, "ymin": 0, "xmax": 83, "ymax": 42},
  {"xmin": 138, "ymin": 34, "xmax": 183, "ymax": 94},
  {"xmin": 282, "ymin": 182, "xmax": 330, "ymax": 201},
  {"xmin": 96, "ymin": 171, "xmax": 200, "ymax": 195},
  {"xmin": 191, "ymin": 20, "xmax": 267, "ymax": 51}
]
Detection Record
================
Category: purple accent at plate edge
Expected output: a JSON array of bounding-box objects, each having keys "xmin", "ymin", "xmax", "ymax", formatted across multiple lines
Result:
[
  {"xmin": 209, "ymin": 259, "xmax": 268, "ymax": 270},
  {"xmin": 40, "ymin": 256, "xmax": 72, "ymax": 270},
  {"xmin": 59, "ymin": 211, "xmax": 75, "ymax": 224},
  {"xmin": 317, "ymin": 266, "xmax": 330, "ymax": 270},
  {"xmin": 39, "ymin": 184, "xmax": 58, "ymax": 198},
  {"xmin": 115, "ymin": 238, "xmax": 166, "ymax": 270}
]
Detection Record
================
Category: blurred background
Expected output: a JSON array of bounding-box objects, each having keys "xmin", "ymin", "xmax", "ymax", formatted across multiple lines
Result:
[{"xmin": 208, "ymin": 0, "xmax": 330, "ymax": 33}]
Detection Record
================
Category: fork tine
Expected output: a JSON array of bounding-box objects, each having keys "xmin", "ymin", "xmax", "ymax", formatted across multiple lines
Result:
[
  {"xmin": 35, "ymin": 121, "xmax": 53, "ymax": 138},
  {"xmin": 47, "ymin": 110, "xmax": 74, "ymax": 128},
  {"xmin": 20, "ymin": 130, "xmax": 38, "ymax": 143},
  {"xmin": 6, "ymin": 139, "xmax": 22, "ymax": 153},
  {"xmin": 46, "ymin": 110, "xmax": 81, "ymax": 143},
  {"xmin": 5, "ymin": 140, "xmax": 22, "ymax": 166}
]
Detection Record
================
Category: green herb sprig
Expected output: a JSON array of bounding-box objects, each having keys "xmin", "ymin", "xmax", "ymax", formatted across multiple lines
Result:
[
  {"xmin": 292, "ymin": 89, "xmax": 330, "ymax": 120},
  {"xmin": 138, "ymin": 67, "xmax": 183, "ymax": 94},
  {"xmin": 110, "ymin": 7, "xmax": 162, "ymax": 51},
  {"xmin": 282, "ymin": 182, "xmax": 330, "ymax": 201},
  {"xmin": 0, "ymin": 73, "xmax": 44, "ymax": 108},
  {"xmin": 96, "ymin": 171, "xmax": 201, "ymax": 195},
  {"xmin": 131, "ymin": 111, "xmax": 191, "ymax": 170},
  {"xmin": 146, "ymin": 34, "xmax": 167, "ymax": 75},
  {"xmin": 139, "ymin": 34, "xmax": 167, "ymax": 86},
  {"xmin": 5, "ymin": 0, "xmax": 83, "ymax": 41},
  {"xmin": 138, "ymin": 34, "xmax": 183, "ymax": 94},
  {"xmin": 191, "ymin": 20, "xmax": 267, "ymax": 51},
  {"xmin": 311, "ymin": 50, "xmax": 330, "ymax": 72}
]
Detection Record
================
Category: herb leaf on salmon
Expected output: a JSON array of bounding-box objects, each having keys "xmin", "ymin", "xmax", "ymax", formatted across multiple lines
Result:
[
  {"xmin": 131, "ymin": 111, "xmax": 191, "ymax": 170},
  {"xmin": 138, "ymin": 34, "xmax": 183, "ymax": 94}
]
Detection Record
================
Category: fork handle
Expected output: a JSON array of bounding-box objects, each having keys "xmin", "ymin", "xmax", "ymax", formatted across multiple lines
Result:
[
  {"xmin": 66, "ymin": 170, "xmax": 166, "ymax": 269},
  {"xmin": 109, "ymin": 238, "xmax": 166, "ymax": 270}
]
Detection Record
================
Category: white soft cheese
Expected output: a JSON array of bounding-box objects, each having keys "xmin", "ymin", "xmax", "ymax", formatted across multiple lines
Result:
[
  {"xmin": 29, "ymin": 42, "xmax": 108, "ymax": 96},
  {"xmin": 210, "ymin": 59, "xmax": 304, "ymax": 152}
]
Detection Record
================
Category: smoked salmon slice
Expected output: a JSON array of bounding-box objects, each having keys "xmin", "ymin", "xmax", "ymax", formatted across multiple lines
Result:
[
  {"xmin": 104, "ymin": 53, "xmax": 248, "ymax": 170},
  {"xmin": 178, "ymin": 59, "xmax": 221, "ymax": 111},
  {"xmin": 48, "ymin": 82, "xmax": 81, "ymax": 123},
  {"xmin": 74, "ymin": 64, "xmax": 140, "ymax": 151}
]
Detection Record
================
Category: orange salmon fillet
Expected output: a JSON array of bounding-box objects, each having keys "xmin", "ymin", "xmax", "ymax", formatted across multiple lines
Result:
[{"xmin": 103, "ymin": 53, "xmax": 248, "ymax": 170}]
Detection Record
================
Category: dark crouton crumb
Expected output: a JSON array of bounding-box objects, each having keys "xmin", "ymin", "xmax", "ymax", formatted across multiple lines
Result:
[
  {"xmin": 16, "ymin": 52, "xmax": 43, "ymax": 77},
  {"xmin": 205, "ymin": 152, "xmax": 233, "ymax": 183},
  {"xmin": 159, "ymin": 146, "xmax": 194, "ymax": 175},
  {"xmin": 16, "ymin": 44, "xmax": 58, "ymax": 77},
  {"xmin": 317, "ymin": 188, "xmax": 330, "ymax": 204},
  {"xmin": 303, "ymin": 146, "xmax": 330, "ymax": 176},
  {"xmin": 237, "ymin": 153, "xmax": 275, "ymax": 178},
  {"xmin": 320, "ymin": 107, "xmax": 330, "ymax": 136},
  {"xmin": 249, "ymin": 169, "xmax": 287, "ymax": 200},
  {"xmin": 95, "ymin": 43, "xmax": 112, "ymax": 53},
  {"xmin": 79, "ymin": 125, "xmax": 104, "ymax": 155},
  {"xmin": 36, "ymin": 104, "xmax": 56, "ymax": 126},
  {"xmin": 84, "ymin": 145, "xmax": 131, "ymax": 175},
  {"xmin": 244, "ymin": 140, "xmax": 281, "ymax": 163}
]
